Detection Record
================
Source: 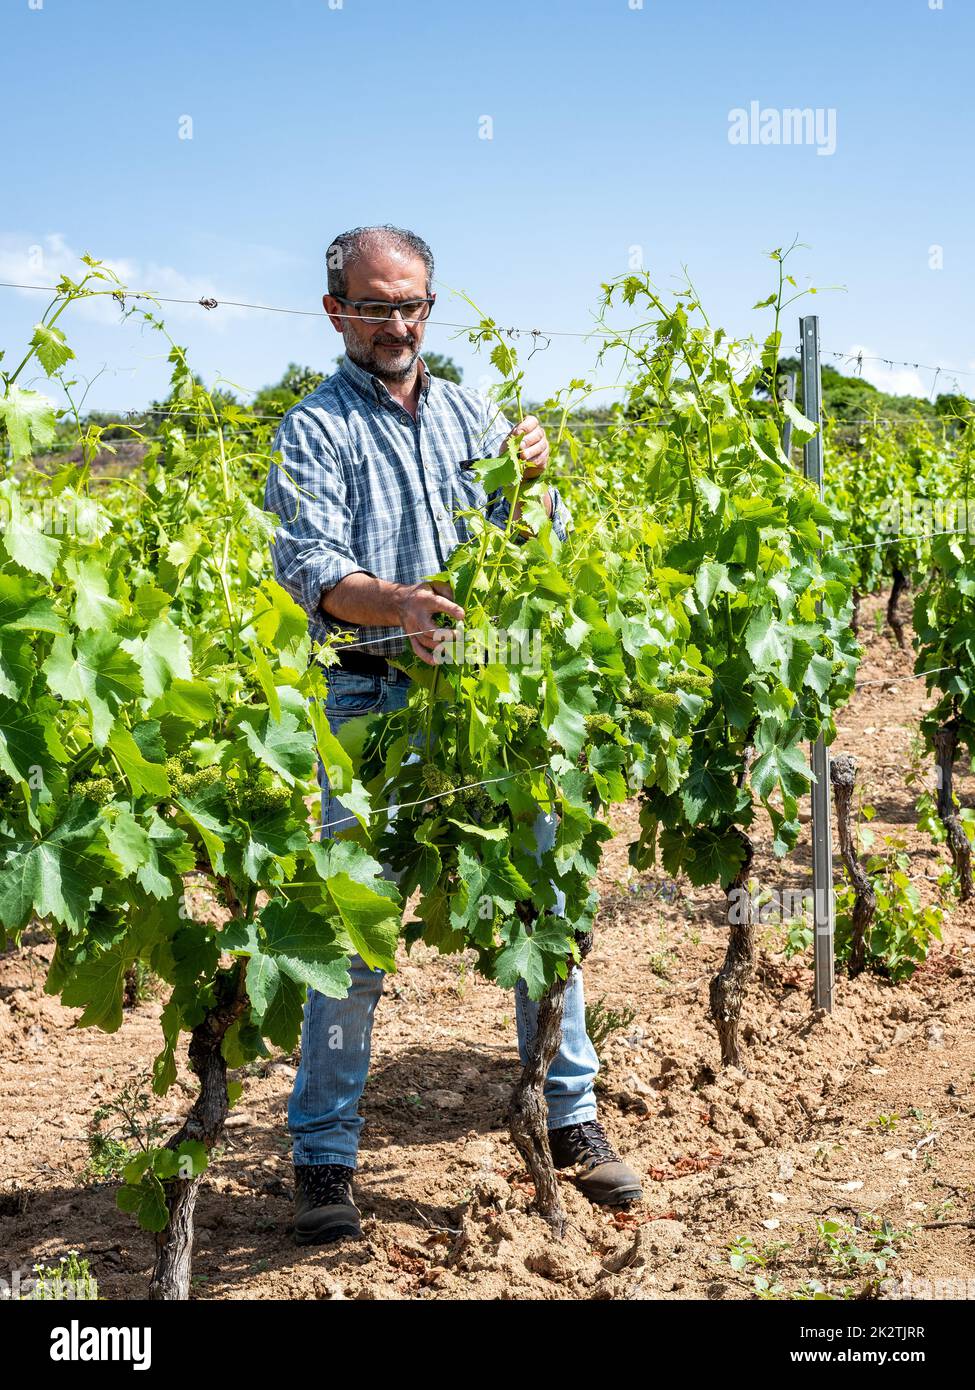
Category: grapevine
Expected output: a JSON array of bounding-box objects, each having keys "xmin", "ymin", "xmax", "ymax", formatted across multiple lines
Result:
[
  {"xmin": 0, "ymin": 261, "xmax": 399, "ymax": 1297},
  {"xmin": 0, "ymin": 248, "xmax": 861, "ymax": 1256}
]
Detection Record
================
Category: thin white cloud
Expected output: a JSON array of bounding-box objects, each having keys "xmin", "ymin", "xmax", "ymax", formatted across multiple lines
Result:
[
  {"xmin": 842, "ymin": 343, "xmax": 927, "ymax": 399},
  {"xmin": 0, "ymin": 233, "xmax": 248, "ymax": 326}
]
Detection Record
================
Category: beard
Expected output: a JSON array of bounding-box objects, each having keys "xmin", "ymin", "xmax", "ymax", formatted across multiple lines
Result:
[{"xmin": 342, "ymin": 324, "xmax": 421, "ymax": 382}]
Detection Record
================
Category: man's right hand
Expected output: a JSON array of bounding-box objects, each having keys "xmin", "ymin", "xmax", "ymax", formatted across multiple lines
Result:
[
  {"xmin": 395, "ymin": 580, "xmax": 465, "ymax": 666},
  {"xmin": 320, "ymin": 572, "xmax": 464, "ymax": 666}
]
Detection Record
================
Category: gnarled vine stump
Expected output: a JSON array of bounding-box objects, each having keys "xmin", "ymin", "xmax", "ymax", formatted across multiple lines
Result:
[
  {"xmin": 830, "ymin": 752, "xmax": 875, "ymax": 974},
  {"xmin": 709, "ymin": 827, "xmax": 755, "ymax": 1068},
  {"xmin": 933, "ymin": 720, "xmax": 973, "ymax": 901},
  {"xmin": 508, "ymin": 969, "xmax": 571, "ymax": 1238},
  {"xmin": 149, "ymin": 970, "xmax": 248, "ymax": 1300},
  {"xmin": 887, "ymin": 566, "xmax": 909, "ymax": 650}
]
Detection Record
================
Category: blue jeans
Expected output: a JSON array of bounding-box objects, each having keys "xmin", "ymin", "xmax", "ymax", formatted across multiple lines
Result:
[{"xmin": 288, "ymin": 666, "xmax": 600, "ymax": 1167}]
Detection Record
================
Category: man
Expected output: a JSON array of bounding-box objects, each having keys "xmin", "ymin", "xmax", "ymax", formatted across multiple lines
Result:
[{"xmin": 264, "ymin": 225, "xmax": 641, "ymax": 1246}]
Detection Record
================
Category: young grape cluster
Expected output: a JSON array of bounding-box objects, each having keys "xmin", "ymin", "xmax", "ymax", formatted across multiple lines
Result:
[
  {"xmin": 625, "ymin": 669, "xmax": 713, "ymax": 717},
  {"xmin": 663, "ymin": 670, "xmax": 712, "ymax": 697},
  {"xmin": 417, "ymin": 764, "xmax": 496, "ymax": 822},
  {"xmin": 227, "ymin": 774, "xmax": 292, "ymax": 818},
  {"xmin": 420, "ymin": 764, "xmax": 456, "ymax": 810},
  {"xmin": 456, "ymin": 783, "xmax": 493, "ymax": 821},
  {"xmin": 626, "ymin": 686, "xmax": 680, "ymax": 716},
  {"xmin": 73, "ymin": 776, "xmax": 115, "ymax": 806},
  {"xmin": 165, "ymin": 756, "xmax": 222, "ymax": 800},
  {"xmin": 505, "ymin": 703, "xmax": 539, "ymax": 739}
]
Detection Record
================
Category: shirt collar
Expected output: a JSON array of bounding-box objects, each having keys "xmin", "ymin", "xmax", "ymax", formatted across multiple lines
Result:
[{"xmin": 338, "ymin": 353, "xmax": 433, "ymax": 409}]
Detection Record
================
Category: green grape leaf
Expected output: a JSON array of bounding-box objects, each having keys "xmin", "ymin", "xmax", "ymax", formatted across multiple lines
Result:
[
  {"xmin": 694, "ymin": 561, "xmax": 736, "ymax": 609},
  {"xmin": 30, "ymin": 322, "xmax": 75, "ymax": 376},
  {"xmin": 744, "ymin": 607, "xmax": 790, "ymax": 677},
  {"xmin": 660, "ymin": 826, "xmax": 748, "ymax": 889},
  {"xmin": 149, "ymin": 677, "xmax": 216, "ymax": 725},
  {"xmin": 0, "ymin": 386, "xmax": 57, "ymax": 458},
  {"xmin": 66, "ymin": 555, "xmax": 124, "ymax": 632},
  {"xmin": 588, "ymin": 743, "xmax": 629, "ymax": 804},
  {"xmin": 104, "ymin": 806, "xmax": 154, "ymax": 877},
  {"xmin": 679, "ymin": 754, "xmax": 741, "ymax": 824},
  {"xmin": 234, "ymin": 705, "xmax": 316, "ymax": 785},
  {"xmin": 750, "ymin": 729, "xmax": 814, "ymax": 803},
  {"xmin": 176, "ymin": 798, "xmax": 227, "ymax": 877},
  {"xmin": 322, "ymin": 872, "xmax": 401, "ymax": 972},
  {"xmin": 0, "ymin": 694, "xmax": 60, "ymax": 786},
  {"xmin": 117, "ymin": 1173, "xmax": 169, "ymax": 1232},
  {"xmin": 134, "ymin": 809, "xmax": 194, "ymax": 897},
  {"xmin": 453, "ymin": 842, "xmax": 533, "ymax": 931},
  {"xmin": 1, "ymin": 516, "xmax": 61, "ymax": 580},
  {"xmin": 59, "ymin": 941, "xmax": 129, "ymax": 1032},
  {"xmin": 123, "ymin": 617, "xmax": 191, "ymax": 700},
  {"xmin": 0, "ymin": 799, "xmax": 104, "ymax": 933},
  {"xmin": 250, "ymin": 645, "xmax": 281, "ymax": 721},
  {"xmin": 43, "ymin": 631, "xmax": 143, "ymax": 748},
  {"xmin": 474, "ymin": 452, "xmax": 519, "ymax": 493},
  {"xmin": 108, "ymin": 725, "xmax": 170, "ymax": 798},
  {"xmin": 256, "ymin": 897, "xmax": 355, "ymax": 992},
  {"xmin": 493, "ymin": 919, "xmax": 574, "ymax": 998},
  {"xmin": 782, "ymin": 397, "xmax": 819, "ymax": 446},
  {"xmin": 252, "ymin": 581, "xmax": 310, "ymax": 652}
]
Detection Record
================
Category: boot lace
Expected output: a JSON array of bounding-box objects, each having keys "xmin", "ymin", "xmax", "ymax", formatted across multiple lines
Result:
[
  {"xmin": 555, "ymin": 1120, "xmax": 620, "ymax": 1169},
  {"xmin": 295, "ymin": 1163, "xmax": 354, "ymax": 1207}
]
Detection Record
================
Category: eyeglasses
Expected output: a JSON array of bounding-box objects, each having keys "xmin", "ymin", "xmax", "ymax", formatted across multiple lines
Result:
[{"xmin": 332, "ymin": 296, "xmax": 435, "ymax": 323}]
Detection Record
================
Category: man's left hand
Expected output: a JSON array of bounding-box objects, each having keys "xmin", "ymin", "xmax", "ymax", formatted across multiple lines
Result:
[{"xmin": 507, "ymin": 415, "xmax": 549, "ymax": 479}]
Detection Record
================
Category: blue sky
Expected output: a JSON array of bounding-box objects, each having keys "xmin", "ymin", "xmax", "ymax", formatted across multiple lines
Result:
[{"xmin": 2, "ymin": 0, "xmax": 972, "ymax": 413}]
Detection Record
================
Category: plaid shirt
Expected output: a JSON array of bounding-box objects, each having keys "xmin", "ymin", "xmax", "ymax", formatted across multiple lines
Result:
[{"xmin": 263, "ymin": 354, "xmax": 569, "ymax": 657}]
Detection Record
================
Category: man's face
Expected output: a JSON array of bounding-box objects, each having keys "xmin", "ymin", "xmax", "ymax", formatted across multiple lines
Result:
[{"xmin": 324, "ymin": 250, "xmax": 429, "ymax": 383}]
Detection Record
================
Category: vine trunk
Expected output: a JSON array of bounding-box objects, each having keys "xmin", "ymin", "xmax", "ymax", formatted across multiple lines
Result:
[
  {"xmin": 149, "ymin": 982, "xmax": 248, "ymax": 1299},
  {"xmin": 933, "ymin": 721, "xmax": 973, "ymax": 901},
  {"xmin": 710, "ymin": 828, "xmax": 755, "ymax": 1068},
  {"xmin": 830, "ymin": 752, "xmax": 876, "ymax": 974},
  {"xmin": 887, "ymin": 567, "xmax": 909, "ymax": 650}
]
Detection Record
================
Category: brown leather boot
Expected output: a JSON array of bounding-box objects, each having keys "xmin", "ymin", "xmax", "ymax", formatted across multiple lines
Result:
[
  {"xmin": 293, "ymin": 1163, "xmax": 362, "ymax": 1245},
  {"xmin": 548, "ymin": 1120, "xmax": 643, "ymax": 1206}
]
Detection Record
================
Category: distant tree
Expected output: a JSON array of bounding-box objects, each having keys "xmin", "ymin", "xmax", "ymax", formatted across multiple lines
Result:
[
  {"xmin": 250, "ymin": 363, "xmax": 325, "ymax": 418},
  {"xmin": 421, "ymin": 351, "xmax": 463, "ymax": 383},
  {"xmin": 819, "ymin": 367, "xmax": 888, "ymax": 422},
  {"xmin": 279, "ymin": 364, "xmax": 326, "ymax": 397},
  {"xmin": 770, "ymin": 357, "xmax": 948, "ymax": 424},
  {"xmin": 933, "ymin": 392, "xmax": 969, "ymax": 418}
]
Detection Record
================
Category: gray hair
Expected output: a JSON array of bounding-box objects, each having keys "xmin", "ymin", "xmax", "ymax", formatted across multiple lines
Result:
[{"xmin": 325, "ymin": 225, "xmax": 434, "ymax": 298}]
